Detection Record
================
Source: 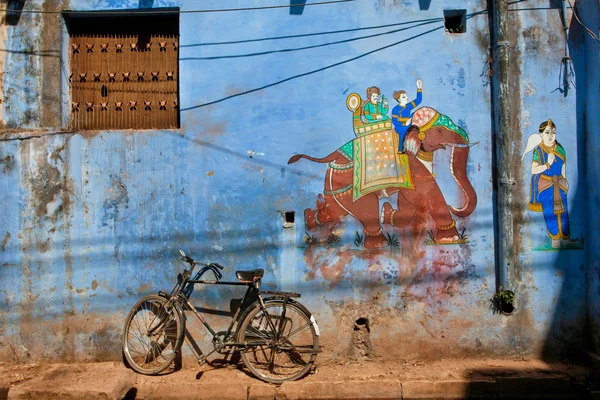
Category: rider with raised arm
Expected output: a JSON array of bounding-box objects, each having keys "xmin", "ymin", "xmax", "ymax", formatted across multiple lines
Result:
[{"xmin": 392, "ymin": 78, "xmax": 423, "ymax": 152}]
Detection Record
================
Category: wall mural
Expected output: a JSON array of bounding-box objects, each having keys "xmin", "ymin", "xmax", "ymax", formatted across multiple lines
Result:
[
  {"xmin": 288, "ymin": 80, "xmax": 477, "ymax": 249},
  {"xmin": 522, "ymin": 119, "xmax": 584, "ymax": 250}
]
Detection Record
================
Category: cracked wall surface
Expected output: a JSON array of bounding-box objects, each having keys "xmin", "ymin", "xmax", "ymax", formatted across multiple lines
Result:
[{"xmin": 0, "ymin": 0, "xmax": 596, "ymax": 362}]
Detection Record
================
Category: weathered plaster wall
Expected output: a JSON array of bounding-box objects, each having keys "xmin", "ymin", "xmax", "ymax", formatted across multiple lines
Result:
[
  {"xmin": 0, "ymin": 0, "xmax": 594, "ymax": 362},
  {"xmin": 510, "ymin": 1, "xmax": 587, "ymax": 360}
]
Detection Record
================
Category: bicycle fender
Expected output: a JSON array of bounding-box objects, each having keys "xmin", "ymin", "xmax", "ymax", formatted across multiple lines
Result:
[
  {"xmin": 283, "ymin": 298, "xmax": 320, "ymax": 337},
  {"xmin": 157, "ymin": 292, "xmax": 186, "ymax": 348},
  {"xmin": 310, "ymin": 314, "xmax": 320, "ymax": 337},
  {"xmin": 157, "ymin": 291, "xmax": 185, "ymax": 319},
  {"xmin": 234, "ymin": 298, "xmax": 288, "ymax": 335},
  {"xmin": 239, "ymin": 298, "xmax": 320, "ymax": 337},
  {"xmin": 281, "ymin": 298, "xmax": 320, "ymax": 337}
]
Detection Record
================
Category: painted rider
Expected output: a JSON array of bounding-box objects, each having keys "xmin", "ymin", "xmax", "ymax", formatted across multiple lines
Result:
[
  {"xmin": 392, "ymin": 79, "xmax": 423, "ymax": 152},
  {"xmin": 522, "ymin": 119, "xmax": 579, "ymax": 248},
  {"xmin": 363, "ymin": 86, "xmax": 389, "ymax": 122}
]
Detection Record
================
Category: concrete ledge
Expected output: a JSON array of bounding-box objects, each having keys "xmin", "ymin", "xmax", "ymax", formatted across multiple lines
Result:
[
  {"xmin": 497, "ymin": 377, "xmax": 578, "ymax": 399},
  {"xmin": 277, "ymin": 380, "xmax": 402, "ymax": 400},
  {"xmin": 402, "ymin": 380, "xmax": 497, "ymax": 399},
  {"xmin": 7, "ymin": 363, "xmax": 136, "ymax": 400},
  {"xmin": 249, "ymin": 384, "xmax": 276, "ymax": 400},
  {"xmin": 135, "ymin": 382, "xmax": 249, "ymax": 400}
]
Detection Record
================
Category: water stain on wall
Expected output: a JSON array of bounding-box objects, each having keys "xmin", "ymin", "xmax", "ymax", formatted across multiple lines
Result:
[
  {"xmin": 1, "ymin": 232, "xmax": 11, "ymax": 252},
  {"xmin": 101, "ymin": 175, "xmax": 129, "ymax": 229},
  {"xmin": 0, "ymin": 154, "xmax": 15, "ymax": 173}
]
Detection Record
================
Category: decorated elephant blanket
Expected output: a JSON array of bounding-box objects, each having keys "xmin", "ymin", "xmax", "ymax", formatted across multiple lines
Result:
[{"xmin": 338, "ymin": 129, "xmax": 413, "ymax": 202}]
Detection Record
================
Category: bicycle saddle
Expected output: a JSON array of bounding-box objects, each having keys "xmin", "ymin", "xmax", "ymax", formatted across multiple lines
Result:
[{"xmin": 236, "ymin": 269, "xmax": 264, "ymax": 283}]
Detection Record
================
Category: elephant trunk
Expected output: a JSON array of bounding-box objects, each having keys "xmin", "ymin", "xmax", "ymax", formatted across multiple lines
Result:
[{"xmin": 449, "ymin": 145, "xmax": 477, "ymax": 217}]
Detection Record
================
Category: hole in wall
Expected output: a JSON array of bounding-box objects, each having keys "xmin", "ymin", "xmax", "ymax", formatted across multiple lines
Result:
[
  {"xmin": 350, "ymin": 317, "xmax": 373, "ymax": 359},
  {"xmin": 354, "ymin": 317, "xmax": 369, "ymax": 331},
  {"xmin": 444, "ymin": 9, "xmax": 467, "ymax": 34},
  {"xmin": 285, "ymin": 211, "xmax": 295, "ymax": 224},
  {"xmin": 502, "ymin": 302, "xmax": 515, "ymax": 314},
  {"xmin": 283, "ymin": 211, "xmax": 295, "ymax": 228}
]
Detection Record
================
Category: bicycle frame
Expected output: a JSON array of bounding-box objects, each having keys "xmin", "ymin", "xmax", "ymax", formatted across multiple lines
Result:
[
  {"xmin": 163, "ymin": 263, "xmax": 291, "ymax": 365},
  {"xmin": 182, "ymin": 279, "xmax": 255, "ymax": 346},
  {"xmin": 122, "ymin": 251, "xmax": 319, "ymax": 381}
]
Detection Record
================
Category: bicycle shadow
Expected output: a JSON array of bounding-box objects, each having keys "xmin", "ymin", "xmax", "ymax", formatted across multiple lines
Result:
[{"xmin": 175, "ymin": 295, "xmax": 260, "ymax": 379}]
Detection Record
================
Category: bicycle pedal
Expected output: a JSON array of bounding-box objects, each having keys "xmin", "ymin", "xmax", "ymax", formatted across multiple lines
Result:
[{"xmin": 197, "ymin": 356, "xmax": 207, "ymax": 366}]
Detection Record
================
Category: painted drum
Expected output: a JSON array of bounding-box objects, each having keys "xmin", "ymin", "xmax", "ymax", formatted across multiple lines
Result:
[{"xmin": 346, "ymin": 93, "xmax": 361, "ymax": 112}]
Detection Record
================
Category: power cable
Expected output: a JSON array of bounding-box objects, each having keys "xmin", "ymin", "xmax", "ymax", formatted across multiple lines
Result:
[
  {"xmin": 181, "ymin": 10, "xmax": 485, "ymax": 110},
  {"xmin": 182, "ymin": 16, "xmax": 446, "ymax": 47},
  {"xmin": 180, "ymin": 19, "xmax": 444, "ymax": 61},
  {"xmin": 181, "ymin": 24, "xmax": 446, "ymax": 111},
  {"xmin": 0, "ymin": 0, "xmax": 353, "ymax": 15}
]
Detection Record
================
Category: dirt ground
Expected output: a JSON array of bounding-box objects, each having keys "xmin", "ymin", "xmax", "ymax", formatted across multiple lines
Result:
[{"xmin": 0, "ymin": 356, "xmax": 593, "ymax": 390}]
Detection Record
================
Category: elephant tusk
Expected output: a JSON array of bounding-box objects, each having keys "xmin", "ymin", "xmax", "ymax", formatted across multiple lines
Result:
[{"xmin": 446, "ymin": 141, "xmax": 479, "ymax": 148}]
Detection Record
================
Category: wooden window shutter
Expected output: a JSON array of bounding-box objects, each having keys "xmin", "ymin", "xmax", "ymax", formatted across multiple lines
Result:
[{"xmin": 65, "ymin": 10, "xmax": 180, "ymax": 130}]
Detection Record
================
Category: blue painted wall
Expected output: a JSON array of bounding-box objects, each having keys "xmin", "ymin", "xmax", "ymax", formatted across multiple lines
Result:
[
  {"xmin": 0, "ymin": 0, "xmax": 596, "ymax": 362},
  {"xmin": 575, "ymin": 0, "xmax": 600, "ymax": 353}
]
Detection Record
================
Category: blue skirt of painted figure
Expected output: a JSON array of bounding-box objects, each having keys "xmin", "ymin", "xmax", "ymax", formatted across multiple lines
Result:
[{"xmin": 528, "ymin": 144, "xmax": 570, "ymax": 240}]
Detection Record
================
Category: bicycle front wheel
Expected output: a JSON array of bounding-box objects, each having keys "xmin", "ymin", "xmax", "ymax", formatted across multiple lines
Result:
[
  {"xmin": 122, "ymin": 295, "xmax": 184, "ymax": 375},
  {"xmin": 237, "ymin": 300, "xmax": 318, "ymax": 383}
]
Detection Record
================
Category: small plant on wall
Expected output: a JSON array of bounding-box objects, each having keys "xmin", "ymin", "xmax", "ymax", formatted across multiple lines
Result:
[
  {"xmin": 490, "ymin": 288, "xmax": 515, "ymax": 315},
  {"xmin": 354, "ymin": 231, "xmax": 365, "ymax": 248},
  {"xmin": 385, "ymin": 233, "xmax": 400, "ymax": 250}
]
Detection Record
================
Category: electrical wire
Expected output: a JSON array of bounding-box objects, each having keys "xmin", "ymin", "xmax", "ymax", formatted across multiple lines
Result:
[
  {"xmin": 0, "ymin": 0, "xmax": 353, "ymax": 15},
  {"xmin": 565, "ymin": 0, "xmax": 600, "ymax": 44},
  {"xmin": 181, "ymin": 24, "xmax": 446, "ymax": 111},
  {"xmin": 180, "ymin": 19, "xmax": 444, "ymax": 61}
]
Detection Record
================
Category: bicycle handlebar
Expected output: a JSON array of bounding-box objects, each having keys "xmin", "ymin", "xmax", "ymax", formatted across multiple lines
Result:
[
  {"xmin": 179, "ymin": 250, "xmax": 224, "ymax": 271},
  {"xmin": 211, "ymin": 263, "xmax": 224, "ymax": 270}
]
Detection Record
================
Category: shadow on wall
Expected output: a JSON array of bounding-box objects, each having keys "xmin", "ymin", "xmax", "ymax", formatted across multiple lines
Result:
[
  {"xmin": 290, "ymin": 0, "xmax": 307, "ymax": 15},
  {"xmin": 466, "ymin": 10, "xmax": 597, "ymax": 400},
  {"xmin": 4, "ymin": 0, "xmax": 25, "ymax": 26},
  {"xmin": 419, "ymin": 0, "xmax": 431, "ymax": 11},
  {"xmin": 139, "ymin": 0, "xmax": 155, "ymax": 8},
  {"xmin": 539, "ymin": 0, "xmax": 594, "ymax": 362}
]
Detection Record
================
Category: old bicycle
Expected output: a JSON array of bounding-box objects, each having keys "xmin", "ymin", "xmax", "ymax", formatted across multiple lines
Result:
[{"xmin": 121, "ymin": 250, "xmax": 320, "ymax": 383}]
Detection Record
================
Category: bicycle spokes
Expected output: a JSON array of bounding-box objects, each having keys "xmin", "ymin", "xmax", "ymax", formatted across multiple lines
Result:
[
  {"xmin": 239, "ymin": 302, "xmax": 318, "ymax": 382},
  {"xmin": 123, "ymin": 296, "xmax": 183, "ymax": 374}
]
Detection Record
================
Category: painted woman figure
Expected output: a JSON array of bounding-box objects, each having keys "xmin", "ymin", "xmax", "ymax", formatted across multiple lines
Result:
[{"xmin": 522, "ymin": 119, "xmax": 578, "ymax": 248}]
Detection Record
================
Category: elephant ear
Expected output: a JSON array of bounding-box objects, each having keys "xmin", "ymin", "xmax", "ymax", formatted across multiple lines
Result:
[{"xmin": 404, "ymin": 126, "xmax": 421, "ymax": 155}]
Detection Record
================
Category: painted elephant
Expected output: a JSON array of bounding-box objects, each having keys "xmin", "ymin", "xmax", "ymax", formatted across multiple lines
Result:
[{"xmin": 288, "ymin": 108, "xmax": 477, "ymax": 249}]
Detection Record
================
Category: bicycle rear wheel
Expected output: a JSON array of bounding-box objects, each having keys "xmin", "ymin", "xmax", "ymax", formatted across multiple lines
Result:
[
  {"xmin": 237, "ymin": 300, "xmax": 318, "ymax": 383},
  {"xmin": 122, "ymin": 295, "xmax": 184, "ymax": 375}
]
